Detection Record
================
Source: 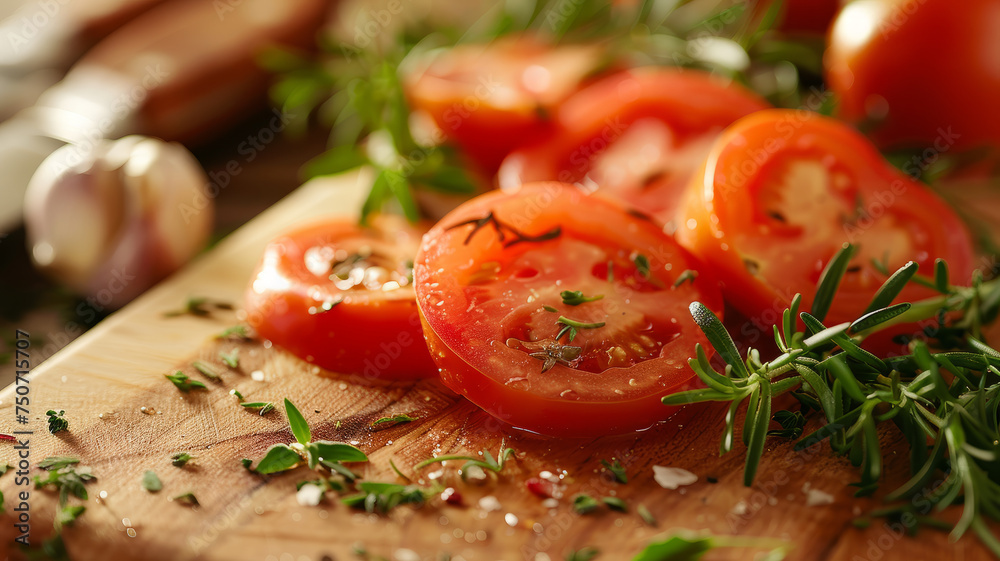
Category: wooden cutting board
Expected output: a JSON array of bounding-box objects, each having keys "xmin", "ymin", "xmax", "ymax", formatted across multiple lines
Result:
[{"xmin": 0, "ymin": 171, "xmax": 994, "ymax": 561}]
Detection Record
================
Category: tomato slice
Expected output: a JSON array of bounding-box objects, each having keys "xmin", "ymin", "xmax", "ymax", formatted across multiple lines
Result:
[
  {"xmin": 498, "ymin": 68, "xmax": 769, "ymax": 225},
  {"xmin": 676, "ymin": 109, "xmax": 976, "ymax": 331},
  {"xmin": 404, "ymin": 36, "xmax": 606, "ymax": 173},
  {"xmin": 244, "ymin": 215, "xmax": 436, "ymax": 380},
  {"xmin": 414, "ymin": 182, "xmax": 723, "ymax": 437}
]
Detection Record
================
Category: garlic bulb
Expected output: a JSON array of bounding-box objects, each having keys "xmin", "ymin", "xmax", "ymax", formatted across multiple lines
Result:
[{"xmin": 24, "ymin": 135, "xmax": 213, "ymax": 309}]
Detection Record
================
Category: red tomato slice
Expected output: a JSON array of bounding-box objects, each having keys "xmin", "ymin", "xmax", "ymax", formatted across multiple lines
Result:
[
  {"xmin": 414, "ymin": 182, "xmax": 724, "ymax": 437},
  {"xmin": 826, "ymin": 0, "xmax": 1000, "ymax": 151},
  {"xmin": 498, "ymin": 68, "xmax": 769, "ymax": 225},
  {"xmin": 676, "ymin": 109, "xmax": 976, "ymax": 332},
  {"xmin": 245, "ymin": 215, "xmax": 436, "ymax": 380},
  {"xmin": 404, "ymin": 36, "xmax": 606, "ymax": 173}
]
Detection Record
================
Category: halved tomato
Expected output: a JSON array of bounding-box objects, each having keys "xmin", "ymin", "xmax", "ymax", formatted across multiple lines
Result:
[
  {"xmin": 413, "ymin": 182, "xmax": 723, "ymax": 437},
  {"xmin": 676, "ymin": 109, "xmax": 976, "ymax": 333},
  {"xmin": 497, "ymin": 68, "xmax": 769, "ymax": 226},
  {"xmin": 244, "ymin": 215, "xmax": 436, "ymax": 380},
  {"xmin": 404, "ymin": 36, "xmax": 607, "ymax": 174}
]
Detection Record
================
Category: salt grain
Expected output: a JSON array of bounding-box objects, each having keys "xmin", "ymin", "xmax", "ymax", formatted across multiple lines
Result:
[{"xmin": 652, "ymin": 465, "xmax": 698, "ymax": 489}]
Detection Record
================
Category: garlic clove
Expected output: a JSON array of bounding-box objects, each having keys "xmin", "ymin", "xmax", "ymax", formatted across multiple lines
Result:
[{"xmin": 24, "ymin": 135, "xmax": 213, "ymax": 309}]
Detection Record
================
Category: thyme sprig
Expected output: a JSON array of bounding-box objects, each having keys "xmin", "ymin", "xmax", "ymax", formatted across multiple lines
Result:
[{"xmin": 664, "ymin": 244, "xmax": 1000, "ymax": 554}]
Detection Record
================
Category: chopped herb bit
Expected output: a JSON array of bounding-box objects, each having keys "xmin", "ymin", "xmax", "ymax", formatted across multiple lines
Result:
[
  {"xmin": 509, "ymin": 338, "xmax": 581, "ymax": 372},
  {"xmin": 602, "ymin": 496, "xmax": 627, "ymax": 512},
  {"xmin": 560, "ymin": 290, "xmax": 604, "ymax": 306},
  {"xmin": 192, "ymin": 360, "xmax": 221, "ymax": 381},
  {"xmin": 607, "ymin": 260, "xmax": 614, "ymax": 283},
  {"xmin": 253, "ymin": 444, "xmax": 302, "ymax": 475},
  {"xmin": 543, "ymin": 305, "xmax": 559, "ymax": 313},
  {"xmin": 241, "ymin": 402, "xmax": 276, "ymax": 415},
  {"xmin": 572, "ymin": 493, "xmax": 600, "ymax": 515},
  {"xmin": 556, "ymin": 316, "xmax": 606, "ymax": 343},
  {"xmin": 672, "ymin": 269, "xmax": 698, "ymax": 288},
  {"xmin": 566, "ymin": 547, "xmax": 599, "ymax": 561},
  {"xmin": 34, "ymin": 459, "xmax": 94, "ymax": 507},
  {"xmin": 371, "ymin": 414, "xmax": 416, "ymax": 428},
  {"xmin": 601, "ymin": 459, "xmax": 627, "ymax": 484},
  {"xmin": 216, "ymin": 324, "xmax": 250, "ymax": 339},
  {"xmin": 172, "ymin": 492, "xmax": 200, "ymax": 507},
  {"xmin": 55, "ymin": 505, "xmax": 85, "ymax": 528},
  {"xmin": 38, "ymin": 457, "xmax": 80, "ymax": 471},
  {"xmin": 389, "ymin": 458, "xmax": 410, "ymax": 482},
  {"xmin": 285, "ymin": 398, "xmax": 312, "ymax": 445},
  {"xmin": 171, "ymin": 452, "xmax": 194, "ymax": 468},
  {"xmin": 637, "ymin": 504, "xmax": 657, "ymax": 527},
  {"xmin": 414, "ymin": 447, "xmax": 515, "ymax": 474},
  {"xmin": 163, "ymin": 297, "xmax": 231, "ymax": 318},
  {"xmin": 633, "ymin": 254, "xmax": 651, "ymax": 279},
  {"xmin": 46, "ymin": 410, "xmax": 68, "ymax": 434},
  {"xmin": 240, "ymin": 458, "xmax": 253, "ymax": 470},
  {"xmin": 165, "ymin": 371, "xmax": 206, "ymax": 393},
  {"xmin": 219, "ymin": 348, "xmax": 240, "ymax": 369},
  {"xmin": 309, "ymin": 298, "xmax": 343, "ymax": 314},
  {"xmin": 0, "ymin": 463, "xmax": 11, "ymax": 476},
  {"xmin": 632, "ymin": 532, "xmax": 789, "ymax": 561},
  {"xmin": 230, "ymin": 389, "xmax": 244, "ymax": 400},
  {"xmin": 341, "ymin": 481, "xmax": 433, "ymax": 514},
  {"xmin": 141, "ymin": 471, "xmax": 162, "ymax": 493}
]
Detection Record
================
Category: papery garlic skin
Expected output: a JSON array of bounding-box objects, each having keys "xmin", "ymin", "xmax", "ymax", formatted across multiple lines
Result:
[{"xmin": 24, "ymin": 135, "xmax": 213, "ymax": 309}]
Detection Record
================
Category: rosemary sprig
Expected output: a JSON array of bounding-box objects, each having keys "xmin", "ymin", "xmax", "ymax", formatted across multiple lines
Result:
[{"xmin": 665, "ymin": 244, "xmax": 1000, "ymax": 554}]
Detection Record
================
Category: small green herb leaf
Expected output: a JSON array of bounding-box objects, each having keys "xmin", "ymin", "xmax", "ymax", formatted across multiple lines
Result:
[
  {"xmin": 241, "ymin": 402, "xmax": 276, "ymax": 415},
  {"xmin": 811, "ymin": 243, "xmax": 855, "ymax": 322},
  {"xmin": 171, "ymin": 452, "xmax": 194, "ymax": 468},
  {"xmin": 284, "ymin": 398, "xmax": 312, "ymax": 445},
  {"xmin": 572, "ymin": 493, "xmax": 600, "ymax": 515},
  {"xmin": 253, "ymin": 444, "xmax": 302, "ymax": 475},
  {"xmin": 602, "ymin": 496, "xmax": 627, "ymax": 511},
  {"xmin": 46, "ymin": 410, "xmax": 68, "ymax": 434},
  {"xmin": 142, "ymin": 471, "xmax": 162, "ymax": 493},
  {"xmin": 601, "ymin": 459, "xmax": 627, "ymax": 484},
  {"xmin": 165, "ymin": 371, "xmax": 206, "ymax": 393},
  {"xmin": 560, "ymin": 290, "xmax": 604, "ymax": 306},
  {"xmin": 172, "ymin": 492, "xmax": 199, "ymax": 507},
  {"xmin": 371, "ymin": 414, "xmax": 416, "ymax": 428},
  {"xmin": 192, "ymin": 360, "xmax": 221, "ymax": 381},
  {"xmin": 219, "ymin": 349, "xmax": 240, "ymax": 369}
]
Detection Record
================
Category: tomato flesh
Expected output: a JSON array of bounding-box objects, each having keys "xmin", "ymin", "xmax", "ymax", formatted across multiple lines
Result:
[
  {"xmin": 415, "ymin": 182, "xmax": 723, "ymax": 437},
  {"xmin": 245, "ymin": 215, "xmax": 437, "ymax": 380},
  {"xmin": 676, "ymin": 109, "xmax": 976, "ymax": 331},
  {"xmin": 498, "ymin": 68, "xmax": 769, "ymax": 225}
]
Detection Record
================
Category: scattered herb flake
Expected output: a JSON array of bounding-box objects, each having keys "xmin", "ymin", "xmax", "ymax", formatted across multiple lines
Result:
[
  {"xmin": 46, "ymin": 410, "xmax": 68, "ymax": 434},
  {"xmin": 219, "ymin": 348, "xmax": 240, "ymax": 369},
  {"xmin": 565, "ymin": 547, "xmax": 599, "ymax": 561},
  {"xmin": 165, "ymin": 371, "xmax": 206, "ymax": 393},
  {"xmin": 230, "ymin": 389, "xmax": 244, "ymax": 400},
  {"xmin": 572, "ymin": 494, "xmax": 600, "ymax": 515},
  {"xmin": 172, "ymin": 492, "xmax": 200, "ymax": 507},
  {"xmin": 672, "ymin": 269, "xmax": 698, "ymax": 288},
  {"xmin": 192, "ymin": 360, "xmax": 221, "ymax": 381},
  {"xmin": 216, "ymin": 325, "xmax": 250, "ymax": 339},
  {"xmin": 240, "ymin": 458, "xmax": 253, "ymax": 470},
  {"xmin": 55, "ymin": 505, "xmax": 85, "ymax": 528},
  {"xmin": 556, "ymin": 316, "xmax": 606, "ymax": 343},
  {"xmin": 602, "ymin": 496, "xmax": 627, "ymax": 512},
  {"xmin": 543, "ymin": 305, "xmax": 559, "ymax": 313},
  {"xmin": 560, "ymin": 290, "xmax": 604, "ymax": 306},
  {"xmin": 633, "ymin": 254, "xmax": 651, "ymax": 279},
  {"xmin": 141, "ymin": 471, "xmax": 162, "ymax": 493},
  {"xmin": 371, "ymin": 414, "xmax": 416, "ymax": 428},
  {"xmin": 241, "ymin": 402, "xmax": 275, "ymax": 415},
  {"xmin": 638, "ymin": 504, "xmax": 657, "ymax": 526},
  {"xmin": 38, "ymin": 457, "xmax": 80, "ymax": 471},
  {"xmin": 171, "ymin": 452, "xmax": 194, "ymax": 468},
  {"xmin": 601, "ymin": 459, "xmax": 627, "ymax": 484}
]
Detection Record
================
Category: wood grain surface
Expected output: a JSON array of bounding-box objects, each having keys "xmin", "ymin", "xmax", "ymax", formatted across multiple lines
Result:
[{"xmin": 0, "ymin": 171, "xmax": 996, "ymax": 561}]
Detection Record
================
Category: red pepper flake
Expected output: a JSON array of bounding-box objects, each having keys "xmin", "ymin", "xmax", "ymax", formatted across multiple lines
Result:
[
  {"xmin": 0, "ymin": 434, "xmax": 16, "ymax": 442},
  {"xmin": 440, "ymin": 487, "xmax": 463, "ymax": 506},
  {"xmin": 526, "ymin": 477, "xmax": 555, "ymax": 498}
]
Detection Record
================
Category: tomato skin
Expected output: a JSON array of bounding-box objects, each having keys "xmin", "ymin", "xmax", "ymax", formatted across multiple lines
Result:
[
  {"xmin": 404, "ymin": 36, "xmax": 606, "ymax": 174},
  {"xmin": 758, "ymin": 0, "xmax": 842, "ymax": 35},
  {"xmin": 498, "ymin": 68, "xmax": 769, "ymax": 225},
  {"xmin": 244, "ymin": 217, "xmax": 437, "ymax": 381},
  {"xmin": 414, "ymin": 182, "xmax": 724, "ymax": 437},
  {"xmin": 826, "ymin": 0, "xmax": 1000, "ymax": 151},
  {"xmin": 676, "ymin": 109, "xmax": 976, "ymax": 330}
]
